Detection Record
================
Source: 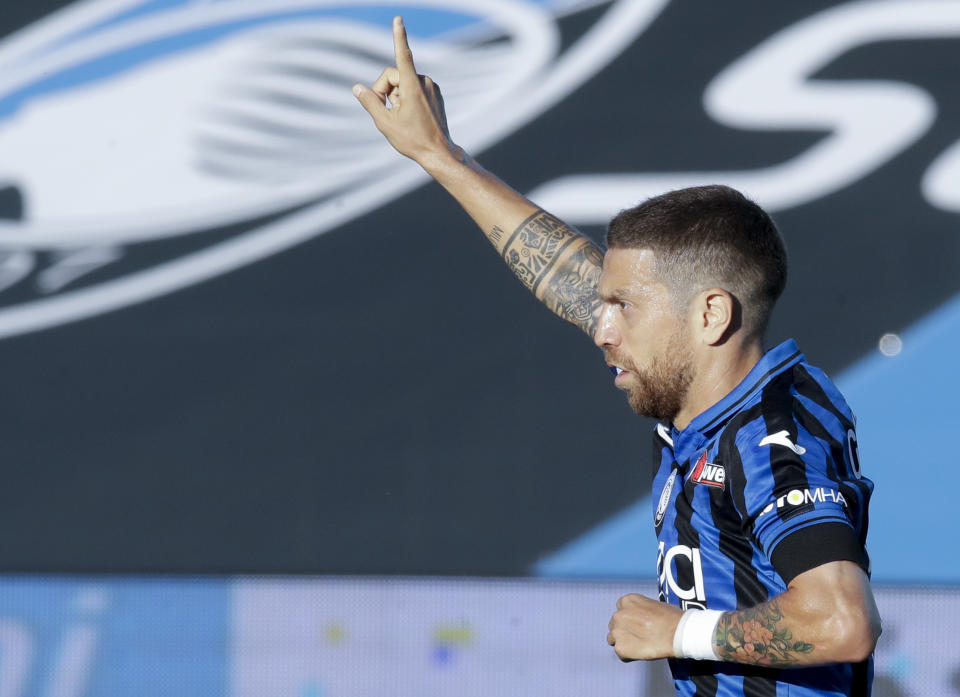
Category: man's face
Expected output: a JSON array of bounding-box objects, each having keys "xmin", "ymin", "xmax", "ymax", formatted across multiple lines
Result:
[{"xmin": 594, "ymin": 248, "xmax": 694, "ymax": 422}]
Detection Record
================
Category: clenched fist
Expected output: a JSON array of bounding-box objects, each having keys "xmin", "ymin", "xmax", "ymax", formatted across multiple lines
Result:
[{"xmin": 607, "ymin": 593, "xmax": 684, "ymax": 662}]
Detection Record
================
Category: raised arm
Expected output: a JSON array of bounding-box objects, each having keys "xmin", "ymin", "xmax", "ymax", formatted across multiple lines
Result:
[
  {"xmin": 607, "ymin": 560, "xmax": 881, "ymax": 667},
  {"xmin": 353, "ymin": 17, "xmax": 603, "ymax": 335}
]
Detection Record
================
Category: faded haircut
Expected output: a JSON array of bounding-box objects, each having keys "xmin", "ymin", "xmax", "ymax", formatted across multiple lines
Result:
[{"xmin": 606, "ymin": 185, "xmax": 787, "ymax": 338}]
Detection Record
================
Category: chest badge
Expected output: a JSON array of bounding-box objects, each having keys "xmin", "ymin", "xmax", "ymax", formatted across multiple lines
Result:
[
  {"xmin": 655, "ymin": 469, "xmax": 678, "ymax": 526},
  {"xmin": 689, "ymin": 452, "xmax": 726, "ymax": 490}
]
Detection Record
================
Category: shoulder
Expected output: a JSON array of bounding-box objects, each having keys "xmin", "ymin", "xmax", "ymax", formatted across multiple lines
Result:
[
  {"xmin": 789, "ymin": 360, "xmax": 856, "ymax": 428},
  {"xmin": 718, "ymin": 389, "xmax": 817, "ymax": 480},
  {"xmin": 729, "ymin": 360, "xmax": 853, "ymax": 450}
]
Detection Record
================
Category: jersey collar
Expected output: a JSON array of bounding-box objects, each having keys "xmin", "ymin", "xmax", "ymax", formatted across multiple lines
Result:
[{"xmin": 673, "ymin": 338, "xmax": 804, "ymax": 441}]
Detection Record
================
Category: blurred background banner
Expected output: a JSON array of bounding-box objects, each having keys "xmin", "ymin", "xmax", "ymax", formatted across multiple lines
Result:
[
  {"xmin": 0, "ymin": 576, "xmax": 955, "ymax": 697},
  {"xmin": 0, "ymin": 0, "xmax": 957, "ymax": 585},
  {"xmin": 0, "ymin": 577, "xmax": 227, "ymax": 697}
]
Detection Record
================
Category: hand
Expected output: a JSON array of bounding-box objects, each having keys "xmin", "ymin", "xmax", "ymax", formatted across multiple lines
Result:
[
  {"xmin": 607, "ymin": 593, "xmax": 684, "ymax": 662},
  {"xmin": 353, "ymin": 16, "xmax": 453, "ymax": 166}
]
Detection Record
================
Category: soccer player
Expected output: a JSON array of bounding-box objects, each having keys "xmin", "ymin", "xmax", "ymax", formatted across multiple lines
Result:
[{"xmin": 354, "ymin": 17, "xmax": 881, "ymax": 697}]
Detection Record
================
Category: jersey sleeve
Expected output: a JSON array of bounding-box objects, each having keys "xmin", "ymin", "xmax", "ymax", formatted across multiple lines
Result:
[{"xmin": 729, "ymin": 420, "xmax": 868, "ymax": 583}]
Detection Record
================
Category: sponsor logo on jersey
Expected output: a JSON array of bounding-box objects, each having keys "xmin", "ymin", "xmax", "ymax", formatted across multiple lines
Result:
[
  {"xmin": 689, "ymin": 452, "xmax": 725, "ymax": 490},
  {"xmin": 758, "ymin": 430, "xmax": 807, "ymax": 455},
  {"xmin": 654, "ymin": 468, "xmax": 677, "ymax": 527},
  {"xmin": 758, "ymin": 487, "xmax": 848, "ymax": 518},
  {"xmin": 657, "ymin": 541, "xmax": 707, "ymax": 610}
]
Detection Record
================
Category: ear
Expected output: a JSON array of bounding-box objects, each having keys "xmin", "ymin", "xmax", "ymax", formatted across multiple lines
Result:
[{"xmin": 691, "ymin": 288, "xmax": 736, "ymax": 346}]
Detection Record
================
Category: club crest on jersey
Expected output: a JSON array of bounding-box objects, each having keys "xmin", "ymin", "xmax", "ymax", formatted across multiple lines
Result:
[
  {"xmin": 689, "ymin": 452, "xmax": 725, "ymax": 490},
  {"xmin": 655, "ymin": 469, "xmax": 678, "ymax": 526}
]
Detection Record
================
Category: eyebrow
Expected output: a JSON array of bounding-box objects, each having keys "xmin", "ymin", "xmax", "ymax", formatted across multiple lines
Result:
[{"xmin": 599, "ymin": 287, "xmax": 632, "ymax": 303}]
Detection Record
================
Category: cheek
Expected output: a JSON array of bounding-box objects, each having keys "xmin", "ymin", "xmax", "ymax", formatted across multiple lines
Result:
[
  {"xmin": 619, "ymin": 321, "xmax": 656, "ymax": 363},
  {"xmin": 623, "ymin": 315, "xmax": 680, "ymax": 363},
  {"xmin": 623, "ymin": 308, "xmax": 664, "ymax": 339}
]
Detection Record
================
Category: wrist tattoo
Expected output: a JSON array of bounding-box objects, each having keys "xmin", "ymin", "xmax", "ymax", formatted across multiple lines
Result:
[
  {"xmin": 500, "ymin": 211, "xmax": 603, "ymax": 334},
  {"xmin": 713, "ymin": 599, "xmax": 815, "ymax": 667}
]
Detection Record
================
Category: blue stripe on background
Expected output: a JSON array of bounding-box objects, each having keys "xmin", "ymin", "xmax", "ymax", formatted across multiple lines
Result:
[
  {"xmin": 29, "ymin": 0, "xmax": 573, "ymax": 61},
  {"xmin": 535, "ymin": 292, "xmax": 960, "ymax": 584},
  {"xmin": 533, "ymin": 497, "xmax": 655, "ymax": 577},
  {"xmin": 51, "ymin": 2, "xmax": 481, "ymax": 46},
  {"xmin": 0, "ymin": 8, "xmax": 472, "ymax": 118},
  {"xmin": 78, "ymin": 0, "xmax": 568, "ymax": 35},
  {"xmin": 837, "ymin": 292, "xmax": 960, "ymax": 584},
  {"xmin": 4, "ymin": 0, "xmax": 586, "ymax": 119}
]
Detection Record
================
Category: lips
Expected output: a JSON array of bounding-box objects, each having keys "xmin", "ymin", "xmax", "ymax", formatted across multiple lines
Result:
[
  {"xmin": 607, "ymin": 363, "xmax": 631, "ymax": 388},
  {"xmin": 605, "ymin": 350, "xmax": 635, "ymax": 387}
]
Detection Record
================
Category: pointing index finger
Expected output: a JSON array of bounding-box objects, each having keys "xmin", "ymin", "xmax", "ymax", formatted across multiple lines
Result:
[{"xmin": 393, "ymin": 16, "xmax": 418, "ymax": 90}]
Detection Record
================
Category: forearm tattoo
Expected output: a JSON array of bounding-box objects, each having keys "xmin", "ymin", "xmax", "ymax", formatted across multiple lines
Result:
[
  {"xmin": 497, "ymin": 211, "xmax": 603, "ymax": 335},
  {"xmin": 713, "ymin": 599, "xmax": 815, "ymax": 667},
  {"xmin": 546, "ymin": 242, "xmax": 603, "ymax": 334}
]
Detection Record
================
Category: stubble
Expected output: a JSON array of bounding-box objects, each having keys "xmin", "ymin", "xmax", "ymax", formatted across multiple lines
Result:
[{"xmin": 624, "ymin": 330, "xmax": 694, "ymax": 423}]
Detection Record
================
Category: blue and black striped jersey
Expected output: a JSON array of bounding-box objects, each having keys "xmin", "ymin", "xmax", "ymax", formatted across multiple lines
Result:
[{"xmin": 652, "ymin": 339, "xmax": 874, "ymax": 697}]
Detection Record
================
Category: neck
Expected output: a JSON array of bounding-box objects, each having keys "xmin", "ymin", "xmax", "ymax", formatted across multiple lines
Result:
[{"xmin": 673, "ymin": 339, "xmax": 764, "ymax": 431}]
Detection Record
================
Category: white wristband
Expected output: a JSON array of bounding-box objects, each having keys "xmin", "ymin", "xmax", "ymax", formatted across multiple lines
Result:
[{"xmin": 672, "ymin": 609, "xmax": 723, "ymax": 661}]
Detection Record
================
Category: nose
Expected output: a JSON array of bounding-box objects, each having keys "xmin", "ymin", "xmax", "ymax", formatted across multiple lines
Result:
[{"xmin": 593, "ymin": 305, "xmax": 620, "ymax": 348}]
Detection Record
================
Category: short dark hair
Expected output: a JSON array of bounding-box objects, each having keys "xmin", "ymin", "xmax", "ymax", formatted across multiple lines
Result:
[{"xmin": 606, "ymin": 185, "xmax": 787, "ymax": 337}]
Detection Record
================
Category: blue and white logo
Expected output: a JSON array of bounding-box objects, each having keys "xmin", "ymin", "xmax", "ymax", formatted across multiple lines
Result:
[{"xmin": 0, "ymin": 0, "xmax": 668, "ymax": 338}]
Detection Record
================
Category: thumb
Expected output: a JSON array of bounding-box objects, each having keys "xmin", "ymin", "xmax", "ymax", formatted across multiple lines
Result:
[{"xmin": 353, "ymin": 83, "xmax": 388, "ymax": 124}]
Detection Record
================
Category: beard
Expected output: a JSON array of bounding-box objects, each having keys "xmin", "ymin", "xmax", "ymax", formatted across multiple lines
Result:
[{"xmin": 610, "ymin": 330, "xmax": 694, "ymax": 423}]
